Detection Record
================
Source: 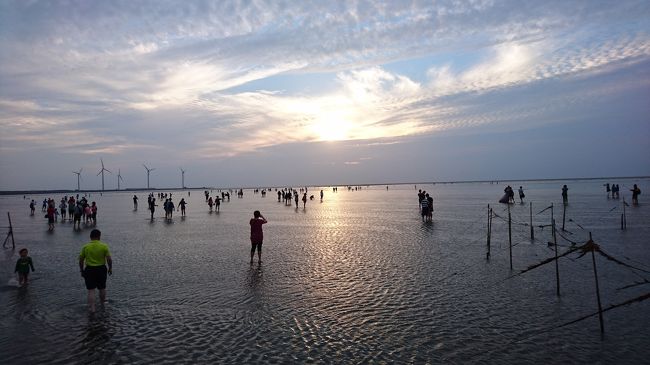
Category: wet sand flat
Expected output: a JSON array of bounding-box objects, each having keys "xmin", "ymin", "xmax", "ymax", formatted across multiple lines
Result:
[{"xmin": 1, "ymin": 179, "xmax": 649, "ymax": 364}]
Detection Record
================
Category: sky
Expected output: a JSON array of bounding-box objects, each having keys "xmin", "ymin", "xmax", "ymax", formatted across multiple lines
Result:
[{"xmin": 0, "ymin": 0, "xmax": 649, "ymax": 191}]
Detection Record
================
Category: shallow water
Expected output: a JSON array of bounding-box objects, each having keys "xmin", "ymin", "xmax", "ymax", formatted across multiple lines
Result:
[{"xmin": 1, "ymin": 179, "xmax": 649, "ymax": 364}]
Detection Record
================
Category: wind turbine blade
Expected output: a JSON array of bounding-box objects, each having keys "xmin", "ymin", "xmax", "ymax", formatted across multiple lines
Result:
[
  {"xmin": 97, "ymin": 170, "xmax": 102, "ymax": 176},
  {"xmin": 79, "ymin": 168, "xmax": 83, "ymax": 173},
  {"xmin": 105, "ymin": 169, "xmax": 112, "ymax": 174}
]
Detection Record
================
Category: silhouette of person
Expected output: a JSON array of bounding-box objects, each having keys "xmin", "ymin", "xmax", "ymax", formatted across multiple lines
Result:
[
  {"xmin": 630, "ymin": 184, "xmax": 641, "ymax": 205},
  {"xmin": 249, "ymin": 211, "xmax": 267, "ymax": 264}
]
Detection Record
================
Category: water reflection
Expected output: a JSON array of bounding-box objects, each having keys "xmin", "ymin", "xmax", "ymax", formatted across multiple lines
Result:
[{"xmin": 246, "ymin": 265, "xmax": 264, "ymax": 290}]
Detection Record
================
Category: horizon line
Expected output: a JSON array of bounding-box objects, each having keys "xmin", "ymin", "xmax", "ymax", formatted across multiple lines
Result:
[{"xmin": 1, "ymin": 175, "xmax": 648, "ymax": 196}]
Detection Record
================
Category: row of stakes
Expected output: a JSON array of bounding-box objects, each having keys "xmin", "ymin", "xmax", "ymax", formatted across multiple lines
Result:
[{"xmin": 485, "ymin": 199, "xmax": 635, "ymax": 335}]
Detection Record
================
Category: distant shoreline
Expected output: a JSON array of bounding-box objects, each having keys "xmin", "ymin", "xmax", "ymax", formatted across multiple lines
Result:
[{"xmin": 1, "ymin": 175, "xmax": 647, "ymax": 196}]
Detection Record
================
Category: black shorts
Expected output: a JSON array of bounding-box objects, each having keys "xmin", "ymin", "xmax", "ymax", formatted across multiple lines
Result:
[
  {"xmin": 251, "ymin": 241, "xmax": 263, "ymax": 251},
  {"xmin": 83, "ymin": 265, "xmax": 107, "ymax": 290}
]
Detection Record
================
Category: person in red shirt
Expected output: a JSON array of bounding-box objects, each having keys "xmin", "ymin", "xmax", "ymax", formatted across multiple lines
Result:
[{"xmin": 249, "ymin": 210, "xmax": 267, "ymax": 264}]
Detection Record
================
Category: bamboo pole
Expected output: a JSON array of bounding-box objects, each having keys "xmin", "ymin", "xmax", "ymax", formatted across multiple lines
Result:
[
  {"xmin": 550, "ymin": 203, "xmax": 554, "ymax": 228},
  {"xmin": 530, "ymin": 202, "xmax": 534, "ymax": 240},
  {"xmin": 3, "ymin": 212, "xmax": 15, "ymax": 249},
  {"xmin": 553, "ymin": 219, "xmax": 560, "ymax": 296},
  {"xmin": 621, "ymin": 197, "xmax": 627, "ymax": 230},
  {"xmin": 589, "ymin": 232, "xmax": 605, "ymax": 333},
  {"xmin": 486, "ymin": 205, "xmax": 491, "ymax": 260},
  {"xmin": 508, "ymin": 203, "xmax": 513, "ymax": 270}
]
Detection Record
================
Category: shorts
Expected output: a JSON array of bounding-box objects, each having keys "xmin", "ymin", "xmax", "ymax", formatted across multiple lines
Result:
[
  {"xmin": 48, "ymin": 216, "xmax": 54, "ymax": 223},
  {"xmin": 83, "ymin": 265, "xmax": 107, "ymax": 290},
  {"xmin": 251, "ymin": 241, "xmax": 263, "ymax": 252},
  {"xmin": 74, "ymin": 214, "xmax": 81, "ymax": 222}
]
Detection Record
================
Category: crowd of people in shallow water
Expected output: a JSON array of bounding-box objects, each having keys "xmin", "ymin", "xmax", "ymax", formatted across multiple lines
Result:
[
  {"xmin": 14, "ymin": 182, "xmax": 644, "ymax": 313},
  {"xmin": 25, "ymin": 182, "xmax": 642, "ymax": 233},
  {"xmin": 29, "ymin": 195, "xmax": 99, "ymax": 231},
  {"xmin": 493, "ymin": 182, "xmax": 641, "ymax": 207}
]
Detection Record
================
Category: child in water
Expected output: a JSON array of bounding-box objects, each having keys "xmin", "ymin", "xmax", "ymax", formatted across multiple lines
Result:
[{"xmin": 15, "ymin": 248, "xmax": 35, "ymax": 286}]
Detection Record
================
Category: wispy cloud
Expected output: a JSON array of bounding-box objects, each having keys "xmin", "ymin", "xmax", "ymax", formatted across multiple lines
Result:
[{"xmin": 0, "ymin": 1, "xmax": 648, "ymax": 188}]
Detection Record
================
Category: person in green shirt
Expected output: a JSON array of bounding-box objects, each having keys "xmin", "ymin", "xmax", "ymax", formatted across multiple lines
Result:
[
  {"xmin": 78, "ymin": 229, "xmax": 112, "ymax": 312},
  {"xmin": 15, "ymin": 248, "xmax": 35, "ymax": 286}
]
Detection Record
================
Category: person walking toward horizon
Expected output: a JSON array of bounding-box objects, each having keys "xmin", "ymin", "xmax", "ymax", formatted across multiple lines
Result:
[
  {"xmin": 518, "ymin": 186, "xmax": 525, "ymax": 204},
  {"xmin": 249, "ymin": 210, "xmax": 267, "ymax": 264},
  {"xmin": 179, "ymin": 198, "xmax": 187, "ymax": 217},
  {"xmin": 78, "ymin": 229, "xmax": 112, "ymax": 313},
  {"xmin": 149, "ymin": 198, "xmax": 157, "ymax": 220},
  {"xmin": 46, "ymin": 200, "xmax": 56, "ymax": 231},
  {"xmin": 59, "ymin": 198, "xmax": 67, "ymax": 221},
  {"xmin": 133, "ymin": 195, "xmax": 138, "ymax": 210}
]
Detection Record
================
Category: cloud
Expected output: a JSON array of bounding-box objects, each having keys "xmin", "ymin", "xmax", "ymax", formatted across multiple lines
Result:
[{"xmin": 1, "ymin": 1, "xmax": 649, "ymax": 189}]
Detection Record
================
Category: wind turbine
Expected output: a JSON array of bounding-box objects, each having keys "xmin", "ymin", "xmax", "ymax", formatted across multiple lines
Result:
[
  {"xmin": 117, "ymin": 169, "xmax": 124, "ymax": 190},
  {"xmin": 179, "ymin": 167, "xmax": 186, "ymax": 189},
  {"xmin": 97, "ymin": 158, "xmax": 112, "ymax": 191},
  {"xmin": 72, "ymin": 168, "xmax": 83, "ymax": 191},
  {"xmin": 143, "ymin": 164, "xmax": 155, "ymax": 189}
]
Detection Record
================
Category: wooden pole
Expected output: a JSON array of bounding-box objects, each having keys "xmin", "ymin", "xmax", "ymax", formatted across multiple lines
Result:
[
  {"xmin": 3, "ymin": 212, "xmax": 15, "ymax": 249},
  {"xmin": 550, "ymin": 203, "xmax": 554, "ymax": 228},
  {"xmin": 530, "ymin": 202, "xmax": 534, "ymax": 240},
  {"xmin": 589, "ymin": 232, "xmax": 605, "ymax": 333},
  {"xmin": 621, "ymin": 197, "xmax": 627, "ymax": 230},
  {"xmin": 486, "ymin": 205, "xmax": 491, "ymax": 260},
  {"xmin": 508, "ymin": 203, "xmax": 513, "ymax": 270},
  {"xmin": 553, "ymin": 219, "xmax": 560, "ymax": 296}
]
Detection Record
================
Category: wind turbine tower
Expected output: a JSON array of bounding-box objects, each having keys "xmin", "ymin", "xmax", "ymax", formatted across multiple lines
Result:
[
  {"xmin": 180, "ymin": 167, "xmax": 186, "ymax": 189},
  {"xmin": 72, "ymin": 168, "xmax": 83, "ymax": 191},
  {"xmin": 143, "ymin": 164, "xmax": 155, "ymax": 189},
  {"xmin": 97, "ymin": 158, "xmax": 112, "ymax": 191},
  {"xmin": 117, "ymin": 169, "xmax": 124, "ymax": 190}
]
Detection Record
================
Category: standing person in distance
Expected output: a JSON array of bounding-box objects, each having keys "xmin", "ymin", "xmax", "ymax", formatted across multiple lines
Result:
[
  {"xmin": 630, "ymin": 184, "xmax": 641, "ymax": 206},
  {"xmin": 518, "ymin": 186, "xmax": 525, "ymax": 204},
  {"xmin": 250, "ymin": 211, "xmax": 267, "ymax": 264},
  {"xmin": 561, "ymin": 185, "xmax": 569, "ymax": 205},
  {"xmin": 79, "ymin": 229, "xmax": 112, "ymax": 313}
]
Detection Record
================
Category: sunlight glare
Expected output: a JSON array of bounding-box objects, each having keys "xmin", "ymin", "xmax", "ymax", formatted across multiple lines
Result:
[{"xmin": 312, "ymin": 111, "xmax": 351, "ymax": 141}]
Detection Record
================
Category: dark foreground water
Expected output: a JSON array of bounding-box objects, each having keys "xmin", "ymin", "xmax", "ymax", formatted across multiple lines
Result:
[{"xmin": 1, "ymin": 178, "xmax": 649, "ymax": 364}]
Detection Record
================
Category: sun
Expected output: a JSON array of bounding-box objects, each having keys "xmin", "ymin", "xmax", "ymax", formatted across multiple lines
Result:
[{"xmin": 312, "ymin": 111, "xmax": 351, "ymax": 141}]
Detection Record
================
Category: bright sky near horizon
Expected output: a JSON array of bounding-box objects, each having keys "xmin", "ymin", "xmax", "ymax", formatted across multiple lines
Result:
[{"xmin": 1, "ymin": 1, "xmax": 649, "ymax": 190}]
